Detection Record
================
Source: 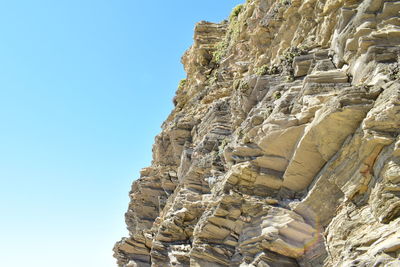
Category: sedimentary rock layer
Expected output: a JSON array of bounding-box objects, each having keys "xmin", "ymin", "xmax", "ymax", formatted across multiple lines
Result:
[{"xmin": 114, "ymin": 0, "xmax": 400, "ymax": 266}]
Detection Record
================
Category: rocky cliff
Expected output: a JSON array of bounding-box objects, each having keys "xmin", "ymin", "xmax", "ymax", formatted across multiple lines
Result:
[{"xmin": 114, "ymin": 0, "xmax": 400, "ymax": 266}]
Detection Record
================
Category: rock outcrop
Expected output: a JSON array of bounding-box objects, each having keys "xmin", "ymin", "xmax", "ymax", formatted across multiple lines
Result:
[{"xmin": 114, "ymin": 0, "xmax": 400, "ymax": 266}]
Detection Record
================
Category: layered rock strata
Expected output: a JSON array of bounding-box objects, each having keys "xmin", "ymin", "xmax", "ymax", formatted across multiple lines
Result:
[{"xmin": 114, "ymin": 0, "xmax": 400, "ymax": 266}]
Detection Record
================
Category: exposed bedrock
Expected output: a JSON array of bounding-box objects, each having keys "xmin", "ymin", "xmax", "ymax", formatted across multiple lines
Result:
[{"xmin": 114, "ymin": 0, "xmax": 400, "ymax": 266}]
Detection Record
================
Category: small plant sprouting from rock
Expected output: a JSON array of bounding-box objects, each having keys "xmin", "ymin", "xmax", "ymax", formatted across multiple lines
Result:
[
  {"xmin": 213, "ymin": 3, "xmax": 246, "ymax": 63},
  {"xmin": 269, "ymin": 65, "xmax": 281, "ymax": 75},
  {"xmin": 273, "ymin": 91, "xmax": 282, "ymax": 100},
  {"xmin": 279, "ymin": 46, "xmax": 309, "ymax": 81},
  {"xmin": 256, "ymin": 64, "xmax": 281, "ymax": 76},
  {"xmin": 238, "ymin": 80, "xmax": 250, "ymax": 94},
  {"xmin": 257, "ymin": 65, "xmax": 269, "ymax": 76},
  {"xmin": 178, "ymin": 78, "xmax": 187, "ymax": 90},
  {"xmin": 230, "ymin": 4, "xmax": 244, "ymax": 21},
  {"xmin": 281, "ymin": 46, "xmax": 309, "ymax": 65},
  {"xmin": 212, "ymin": 40, "xmax": 228, "ymax": 63}
]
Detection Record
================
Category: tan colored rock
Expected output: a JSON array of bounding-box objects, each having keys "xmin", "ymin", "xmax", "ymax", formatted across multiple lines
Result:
[{"xmin": 115, "ymin": 0, "xmax": 400, "ymax": 266}]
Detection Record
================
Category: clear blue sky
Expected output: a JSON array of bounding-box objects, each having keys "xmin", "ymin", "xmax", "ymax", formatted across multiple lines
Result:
[{"xmin": 0, "ymin": 1, "xmax": 243, "ymax": 266}]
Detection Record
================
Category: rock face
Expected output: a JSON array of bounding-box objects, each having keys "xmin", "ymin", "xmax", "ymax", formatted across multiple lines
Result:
[{"xmin": 114, "ymin": 0, "xmax": 400, "ymax": 266}]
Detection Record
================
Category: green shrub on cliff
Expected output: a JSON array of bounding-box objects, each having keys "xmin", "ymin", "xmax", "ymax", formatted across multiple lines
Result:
[
  {"xmin": 273, "ymin": 91, "xmax": 282, "ymax": 100},
  {"xmin": 212, "ymin": 40, "xmax": 228, "ymax": 63},
  {"xmin": 178, "ymin": 78, "xmax": 186, "ymax": 90},
  {"xmin": 256, "ymin": 65, "xmax": 269, "ymax": 76},
  {"xmin": 230, "ymin": 4, "xmax": 244, "ymax": 21},
  {"xmin": 256, "ymin": 64, "xmax": 281, "ymax": 76}
]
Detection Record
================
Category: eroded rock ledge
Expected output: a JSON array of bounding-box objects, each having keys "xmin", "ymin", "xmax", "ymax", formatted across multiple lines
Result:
[{"xmin": 114, "ymin": 0, "xmax": 400, "ymax": 266}]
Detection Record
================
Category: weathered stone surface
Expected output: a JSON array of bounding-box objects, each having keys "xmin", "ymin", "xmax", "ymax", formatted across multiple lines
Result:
[{"xmin": 114, "ymin": 0, "xmax": 400, "ymax": 266}]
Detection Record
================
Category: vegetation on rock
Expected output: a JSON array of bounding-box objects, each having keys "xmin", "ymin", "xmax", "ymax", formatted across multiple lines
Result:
[{"xmin": 229, "ymin": 4, "xmax": 243, "ymax": 21}]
